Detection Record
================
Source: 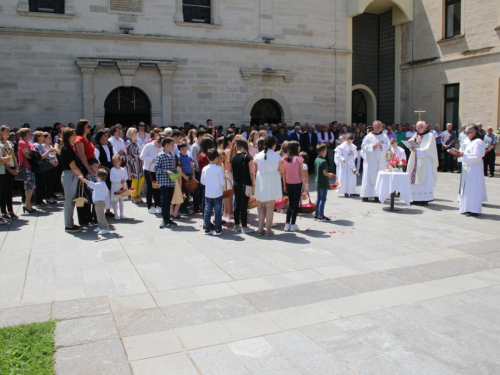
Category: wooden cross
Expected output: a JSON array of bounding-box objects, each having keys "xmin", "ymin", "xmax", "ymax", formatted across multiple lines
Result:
[{"xmin": 414, "ymin": 108, "xmax": 426, "ymax": 121}]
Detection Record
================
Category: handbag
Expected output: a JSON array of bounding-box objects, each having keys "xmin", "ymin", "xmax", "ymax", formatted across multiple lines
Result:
[
  {"xmin": 15, "ymin": 164, "xmax": 27, "ymax": 181},
  {"xmin": 73, "ymin": 181, "xmax": 89, "ymax": 208},
  {"xmin": 37, "ymin": 160, "xmax": 54, "ymax": 173}
]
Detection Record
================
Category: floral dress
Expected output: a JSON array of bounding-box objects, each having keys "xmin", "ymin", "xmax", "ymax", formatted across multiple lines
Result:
[{"xmin": 125, "ymin": 139, "xmax": 144, "ymax": 180}]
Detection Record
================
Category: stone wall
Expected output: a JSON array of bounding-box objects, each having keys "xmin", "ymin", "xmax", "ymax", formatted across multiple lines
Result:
[
  {"xmin": 0, "ymin": 33, "xmax": 343, "ymax": 128},
  {"xmin": 400, "ymin": 0, "xmax": 500, "ymax": 129}
]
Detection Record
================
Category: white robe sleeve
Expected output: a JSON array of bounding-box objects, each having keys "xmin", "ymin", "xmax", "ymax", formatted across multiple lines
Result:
[{"xmin": 463, "ymin": 140, "xmax": 485, "ymax": 163}]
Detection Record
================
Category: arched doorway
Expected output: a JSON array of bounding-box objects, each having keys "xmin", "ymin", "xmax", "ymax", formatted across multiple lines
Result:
[
  {"xmin": 104, "ymin": 87, "xmax": 151, "ymax": 127},
  {"xmin": 352, "ymin": 90, "xmax": 367, "ymax": 125},
  {"xmin": 250, "ymin": 99, "xmax": 283, "ymax": 125},
  {"xmin": 352, "ymin": 84, "xmax": 377, "ymax": 125}
]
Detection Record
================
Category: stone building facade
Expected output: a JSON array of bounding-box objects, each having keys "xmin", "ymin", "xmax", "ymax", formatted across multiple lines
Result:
[
  {"xmin": 399, "ymin": 0, "xmax": 500, "ymax": 130},
  {"xmin": 0, "ymin": 0, "xmax": 498, "ymax": 130}
]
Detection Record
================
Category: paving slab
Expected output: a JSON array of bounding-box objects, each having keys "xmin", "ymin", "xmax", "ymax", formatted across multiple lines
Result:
[
  {"xmin": 114, "ymin": 308, "xmax": 171, "ymax": 337},
  {"xmin": 0, "ymin": 303, "xmax": 52, "ymax": 327},
  {"xmin": 55, "ymin": 314, "xmax": 118, "ymax": 347},
  {"xmin": 53, "ymin": 296, "xmax": 110, "ymax": 320},
  {"xmin": 123, "ymin": 330, "xmax": 184, "ymax": 361}
]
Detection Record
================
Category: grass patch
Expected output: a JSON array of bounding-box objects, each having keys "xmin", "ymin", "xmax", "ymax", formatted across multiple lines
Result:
[{"xmin": 0, "ymin": 321, "xmax": 56, "ymax": 375}]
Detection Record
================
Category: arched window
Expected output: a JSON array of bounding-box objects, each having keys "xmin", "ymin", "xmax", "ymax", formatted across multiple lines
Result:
[{"xmin": 29, "ymin": 0, "xmax": 65, "ymax": 14}]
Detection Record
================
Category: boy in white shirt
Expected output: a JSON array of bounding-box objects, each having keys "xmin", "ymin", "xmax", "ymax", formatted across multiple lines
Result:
[
  {"xmin": 390, "ymin": 138, "xmax": 406, "ymax": 162},
  {"xmin": 200, "ymin": 148, "xmax": 225, "ymax": 236},
  {"xmin": 79, "ymin": 169, "xmax": 111, "ymax": 235}
]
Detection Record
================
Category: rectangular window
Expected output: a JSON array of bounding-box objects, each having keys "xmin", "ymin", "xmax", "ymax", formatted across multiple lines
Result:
[
  {"xmin": 444, "ymin": 84, "xmax": 460, "ymax": 131},
  {"xmin": 29, "ymin": 0, "xmax": 65, "ymax": 14},
  {"xmin": 445, "ymin": 0, "xmax": 461, "ymax": 39},
  {"xmin": 183, "ymin": 0, "xmax": 211, "ymax": 24}
]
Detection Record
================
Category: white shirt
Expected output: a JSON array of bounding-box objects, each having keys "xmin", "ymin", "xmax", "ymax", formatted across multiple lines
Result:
[
  {"xmin": 406, "ymin": 131, "xmax": 417, "ymax": 138},
  {"xmin": 109, "ymin": 136, "xmax": 126, "ymax": 155},
  {"xmin": 317, "ymin": 130, "xmax": 334, "ymax": 144},
  {"xmin": 88, "ymin": 181, "xmax": 109, "ymax": 202},
  {"xmin": 136, "ymin": 132, "xmax": 150, "ymax": 151},
  {"xmin": 200, "ymin": 163, "xmax": 225, "ymax": 199},
  {"xmin": 94, "ymin": 144, "xmax": 112, "ymax": 163},
  {"xmin": 140, "ymin": 142, "xmax": 162, "ymax": 172}
]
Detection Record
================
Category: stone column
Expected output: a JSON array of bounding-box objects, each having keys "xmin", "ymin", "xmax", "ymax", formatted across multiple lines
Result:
[
  {"xmin": 76, "ymin": 59, "xmax": 99, "ymax": 123},
  {"xmin": 158, "ymin": 62, "xmax": 178, "ymax": 127},
  {"xmin": 346, "ymin": 17, "xmax": 353, "ymax": 124}
]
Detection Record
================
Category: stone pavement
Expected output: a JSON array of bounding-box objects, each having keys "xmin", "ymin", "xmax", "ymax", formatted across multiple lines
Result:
[{"xmin": 0, "ymin": 172, "xmax": 499, "ymax": 375}]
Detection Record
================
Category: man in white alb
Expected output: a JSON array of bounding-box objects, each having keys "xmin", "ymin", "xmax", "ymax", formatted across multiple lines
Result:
[
  {"xmin": 407, "ymin": 121, "xmax": 438, "ymax": 205},
  {"xmin": 361, "ymin": 120, "xmax": 390, "ymax": 202}
]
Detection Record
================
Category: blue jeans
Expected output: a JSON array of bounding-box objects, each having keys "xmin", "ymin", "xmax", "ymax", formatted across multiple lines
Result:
[
  {"xmin": 204, "ymin": 196, "xmax": 223, "ymax": 232},
  {"xmin": 316, "ymin": 187, "xmax": 328, "ymax": 218}
]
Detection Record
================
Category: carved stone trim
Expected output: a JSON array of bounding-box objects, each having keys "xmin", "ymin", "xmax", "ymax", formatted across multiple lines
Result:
[
  {"xmin": 240, "ymin": 68, "xmax": 294, "ymax": 83},
  {"xmin": 117, "ymin": 61, "xmax": 139, "ymax": 87}
]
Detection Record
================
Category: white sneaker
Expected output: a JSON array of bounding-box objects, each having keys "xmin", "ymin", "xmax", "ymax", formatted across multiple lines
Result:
[
  {"xmin": 99, "ymin": 229, "xmax": 110, "ymax": 235},
  {"xmin": 242, "ymin": 226, "xmax": 254, "ymax": 234},
  {"xmin": 156, "ymin": 207, "xmax": 162, "ymax": 214},
  {"xmin": 114, "ymin": 215, "xmax": 120, "ymax": 220},
  {"xmin": 284, "ymin": 223, "xmax": 291, "ymax": 232},
  {"xmin": 148, "ymin": 207, "xmax": 157, "ymax": 214},
  {"xmin": 290, "ymin": 224, "xmax": 299, "ymax": 232},
  {"xmin": 120, "ymin": 215, "xmax": 127, "ymax": 220},
  {"xmin": 233, "ymin": 224, "xmax": 242, "ymax": 232},
  {"xmin": 93, "ymin": 227, "xmax": 101, "ymax": 233}
]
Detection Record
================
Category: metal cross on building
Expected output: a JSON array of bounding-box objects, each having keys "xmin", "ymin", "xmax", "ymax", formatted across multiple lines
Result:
[{"xmin": 414, "ymin": 108, "xmax": 426, "ymax": 121}]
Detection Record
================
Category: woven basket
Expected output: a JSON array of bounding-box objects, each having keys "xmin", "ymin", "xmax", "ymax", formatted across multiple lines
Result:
[
  {"xmin": 184, "ymin": 179, "xmax": 198, "ymax": 192},
  {"xmin": 247, "ymin": 197, "xmax": 259, "ymax": 210},
  {"xmin": 73, "ymin": 182, "xmax": 88, "ymax": 207},
  {"xmin": 301, "ymin": 192, "xmax": 309, "ymax": 201},
  {"xmin": 222, "ymin": 177, "xmax": 234, "ymax": 199},
  {"xmin": 328, "ymin": 175, "xmax": 341, "ymax": 191},
  {"xmin": 169, "ymin": 171, "xmax": 181, "ymax": 181},
  {"xmin": 147, "ymin": 171, "xmax": 160, "ymax": 189},
  {"xmin": 274, "ymin": 197, "xmax": 288, "ymax": 210},
  {"xmin": 298, "ymin": 193, "xmax": 316, "ymax": 214}
]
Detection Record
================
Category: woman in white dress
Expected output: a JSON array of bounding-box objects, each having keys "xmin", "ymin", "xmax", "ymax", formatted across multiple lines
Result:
[
  {"xmin": 450, "ymin": 124, "xmax": 487, "ymax": 216},
  {"xmin": 334, "ymin": 134, "xmax": 358, "ymax": 197},
  {"xmin": 253, "ymin": 135, "xmax": 283, "ymax": 236}
]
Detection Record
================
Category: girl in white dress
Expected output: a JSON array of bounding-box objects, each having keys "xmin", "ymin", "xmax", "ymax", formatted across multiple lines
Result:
[
  {"xmin": 110, "ymin": 154, "xmax": 128, "ymax": 220},
  {"xmin": 253, "ymin": 135, "xmax": 283, "ymax": 235}
]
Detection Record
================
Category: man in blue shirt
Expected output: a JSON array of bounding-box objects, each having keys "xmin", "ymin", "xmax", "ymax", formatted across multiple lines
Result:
[{"xmin": 434, "ymin": 124, "xmax": 443, "ymax": 170}]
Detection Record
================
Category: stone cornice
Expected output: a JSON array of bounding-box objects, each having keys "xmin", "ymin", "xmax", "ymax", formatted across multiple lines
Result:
[
  {"xmin": 401, "ymin": 47, "xmax": 500, "ymax": 70},
  {"xmin": 0, "ymin": 27, "xmax": 350, "ymax": 56}
]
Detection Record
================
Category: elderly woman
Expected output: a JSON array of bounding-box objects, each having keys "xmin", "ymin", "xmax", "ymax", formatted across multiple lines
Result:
[
  {"xmin": 125, "ymin": 127, "xmax": 144, "ymax": 203},
  {"xmin": 59, "ymin": 128, "xmax": 84, "ymax": 232},
  {"xmin": 33, "ymin": 131, "xmax": 57, "ymax": 207},
  {"xmin": 253, "ymin": 135, "xmax": 283, "ymax": 235},
  {"xmin": 450, "ymin": 124, "xmax": 487, "ymax": 216},
  {"xmin": 17, "ymin": 128, "xmax": 37, "ymax": 213}
]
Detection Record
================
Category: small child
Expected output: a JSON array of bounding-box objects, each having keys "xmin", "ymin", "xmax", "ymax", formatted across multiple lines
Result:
[
  {"xmin": 299, "ymin": 151, "xmax": 309, "ymax": 191},
  {"xmin": 155, "ymin": 137, "xmax": 178, "ymax": 228},
  {"xmin": 110, "ymin": 154, "xmax": 128, "ymax": 220},
  {"xmin": 79, "ymin": 169, "xmax": 111, "ymax": 235},
  {"xmin": 390, "ymin": 138, "xmax": 406, "ymax": 162},
  {"xmin": 170, "ymin": 154, "xmax": 184, "ymax": 220},
  {"xmin": 178, "ymin": 142, "xmax": 195, "ymax": 215},
  {"xmin": 86, "ymin": 158, "xmax": 101, "ymax": 224},
  {"xmin": 314, "ymin": 144, "xmax": 335, "ymax": 221},
  {"xmin": 200, "ymin": 148, "xmax": 225, "ymax": 236}
]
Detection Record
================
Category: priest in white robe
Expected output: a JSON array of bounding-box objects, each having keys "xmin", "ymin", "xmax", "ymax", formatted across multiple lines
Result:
[
  {"xmin": 451, "ymin": 124, "xmax": 487, "ymax": 216},
  {"xmin": 407, "ymin": 121, "xmax": 439, "ymax": 205},
  {"xmin": 361, "ymin": 121, "xmax": 390, "ymax": 202},
  {"xmin": 335, "ymin": 133, "xmax": 358, "ymax": 197}
]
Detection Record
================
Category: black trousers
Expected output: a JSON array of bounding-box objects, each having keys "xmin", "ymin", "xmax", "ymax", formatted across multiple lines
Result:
[
  {"xmin": 144, "ymin": 170, "xmax": 161, "ymax": 209},
  {"xmin": 443, "ymin": 151, "xmax": 455, "ymax": 172},
  {"xmin": 192, "ymin": 171, "xmax": 202, "ymax": 211},
  {"xmin": 286, "ymin": 183, "xmax": 302, "ymax": 225},
  {"xmin": 160, "ymin": 186, "xmax": 174, "ymax": 223},
  {"xmin": 484, "ymin": 151, "xmax": 496, "ymax": 176},
  {"xmin": 233, "ymin": 181, "xmax": 249, "ymax": 227},
  {"xmin": 0, "ymin": 172, "xmax": 15, "ymax": 214},
  {"xmin": 436, "ymin": 144, "xmax": 442, "ymax": 169}
]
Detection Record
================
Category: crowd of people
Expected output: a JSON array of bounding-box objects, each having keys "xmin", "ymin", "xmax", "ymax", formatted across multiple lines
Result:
[{"xmin": 0, "ymin": 118, "xmax": 495, "ymax": 230}]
